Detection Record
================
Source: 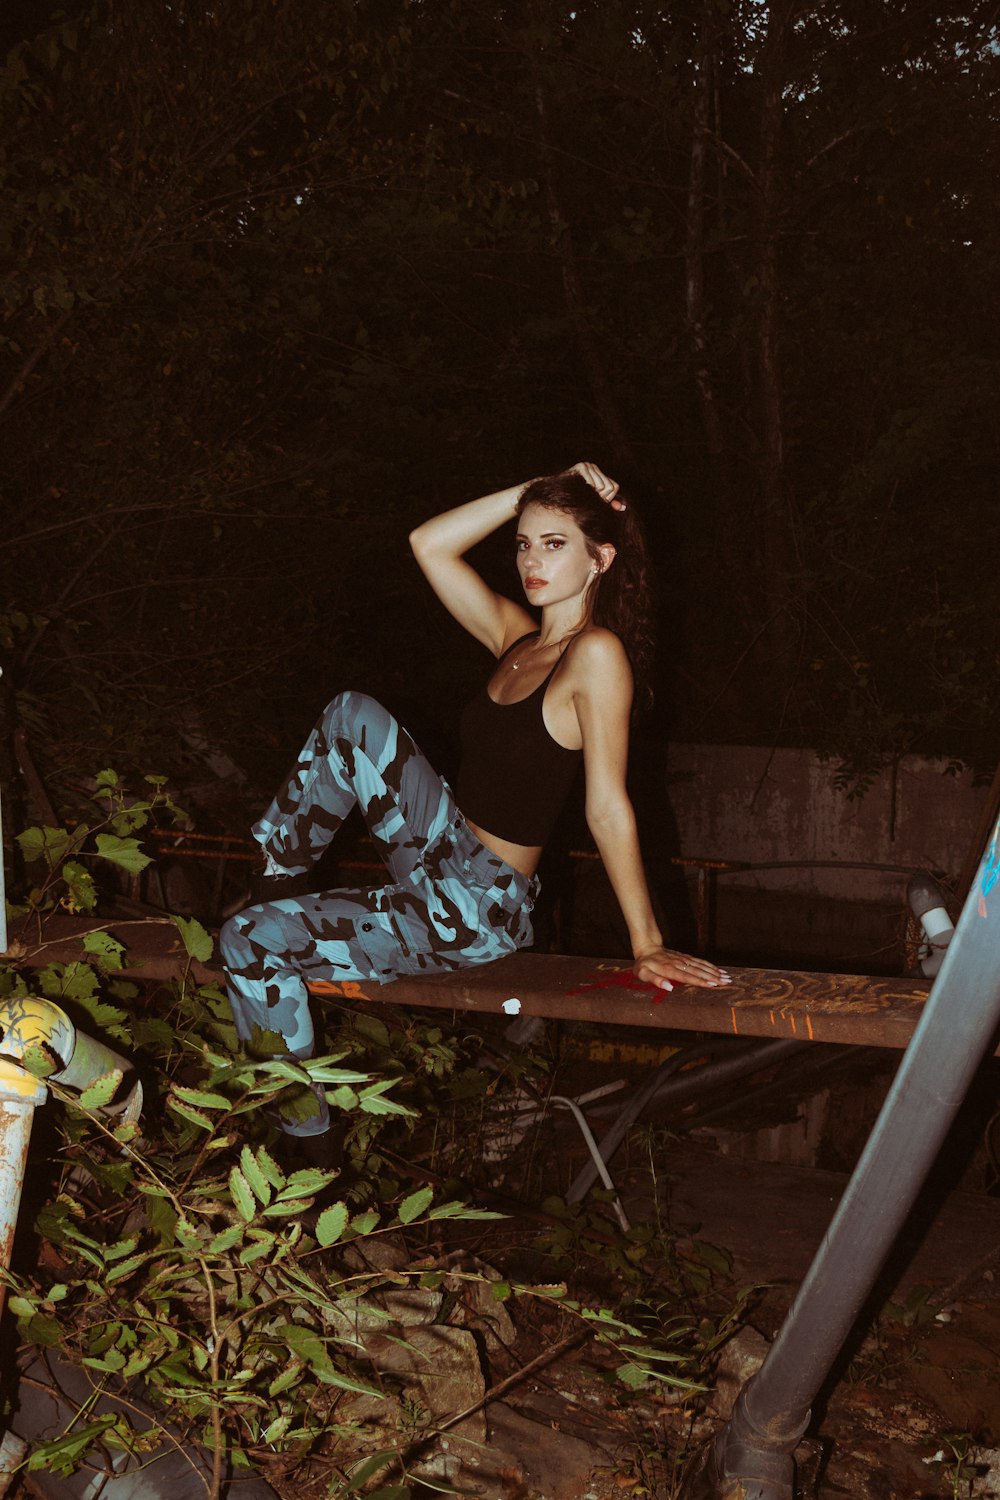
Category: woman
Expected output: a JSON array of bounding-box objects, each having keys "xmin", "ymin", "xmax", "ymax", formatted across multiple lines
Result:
[{"xmin": 220, "ymin": 462, "xmax": 730, "ymax": 1153}]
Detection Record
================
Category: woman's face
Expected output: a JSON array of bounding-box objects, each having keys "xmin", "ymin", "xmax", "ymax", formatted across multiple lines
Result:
[{"xmin": 515, "ymin": 504, "xmax": 602, "ymax": 608}]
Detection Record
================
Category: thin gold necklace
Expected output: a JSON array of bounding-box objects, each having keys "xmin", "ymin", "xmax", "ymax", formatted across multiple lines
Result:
[{"xmin": 509, "ymin": 630, "xmax": 579, "ymax": 670}]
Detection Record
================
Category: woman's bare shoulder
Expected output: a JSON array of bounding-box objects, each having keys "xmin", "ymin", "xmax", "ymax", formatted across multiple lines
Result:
[{"xmin": 564, "ymin": 626, "xmax": 630, "ymax": 673}]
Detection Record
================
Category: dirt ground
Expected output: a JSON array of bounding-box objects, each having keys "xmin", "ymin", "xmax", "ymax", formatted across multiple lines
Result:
[
  {"xmin": 566, "ymin": 1036, "xmax": 1000, "ymax": 1499},
  {"xmin": 419, "ymin": 1030, "xmax": 1000, "ymax": 1500},
  {"xmin": 16, "ymin": 1025, "xmax": 1000, "ymax": 1500},
  {"xmin": 273, "ymin": 1030, "xmax": 1000, "ymax": 1499}
]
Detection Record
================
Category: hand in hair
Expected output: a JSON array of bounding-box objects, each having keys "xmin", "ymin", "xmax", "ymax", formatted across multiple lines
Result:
[{"xmin": 566, "ymin": 461, "xmax": 627, "ymax": 511}]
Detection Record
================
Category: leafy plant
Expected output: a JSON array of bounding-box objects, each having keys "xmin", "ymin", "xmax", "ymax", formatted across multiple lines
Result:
[{"xmin": 1, "ymin": 793, "xmax": 731, "ymax": 1496}]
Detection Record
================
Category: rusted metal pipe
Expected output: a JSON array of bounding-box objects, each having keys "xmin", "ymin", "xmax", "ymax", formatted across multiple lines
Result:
[
  {"xmin": 0, "ymin": 1058, "xmax": 47, "ymax": 1321},
  {"xmin": 0, "ymin": 998, "xmax": 143, "ymax": 1322},
  {"xmin": 683, "ymin": 815, "xmax": 1000, "ymax": 1500}
]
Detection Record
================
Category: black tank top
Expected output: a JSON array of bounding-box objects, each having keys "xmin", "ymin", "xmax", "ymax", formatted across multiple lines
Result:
[{"xmin": 456, "ymin": 635, "xmax": 581, "ymax": 846}]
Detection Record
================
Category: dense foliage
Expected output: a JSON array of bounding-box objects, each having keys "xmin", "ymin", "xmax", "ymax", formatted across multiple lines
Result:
[
  {"xmin": 0, "ymin": 0, "xmax": 998, "ymax": 813},
  {"xmin": 1, "ymin": 787, "xmax": 733, "ymax": 1494}
]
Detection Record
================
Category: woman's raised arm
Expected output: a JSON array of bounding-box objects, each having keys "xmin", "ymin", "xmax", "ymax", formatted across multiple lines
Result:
[{"xmin": 409, "ymin": 482, "xmax": 537, "ymax": 657}]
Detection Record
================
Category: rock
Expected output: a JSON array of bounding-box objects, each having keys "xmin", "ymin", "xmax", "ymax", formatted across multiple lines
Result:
[
  {"xmin": 443, "ymin": 1252, "xmax": 517, "ymax": 1351},
  {"xmin": 709, "ymin": 1326, "xmax": 772, "ymax": 1418},
  {"xmin": 466, "ymin": 1401, "xmax": 616, "ymax": 1500},
  {"xmin": 366, "ymin": 1325, "xmax": 487, "ymax": 1445}
]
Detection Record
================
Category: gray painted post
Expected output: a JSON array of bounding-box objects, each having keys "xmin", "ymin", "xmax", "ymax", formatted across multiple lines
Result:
[{"xmin": 684, "ymin": 814, "xmax": 1000, "ymax": 1500}]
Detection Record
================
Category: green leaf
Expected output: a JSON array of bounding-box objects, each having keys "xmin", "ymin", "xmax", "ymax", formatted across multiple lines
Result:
[
  {"xmin": 17, "ymin": 825, "xmax": 71, "ymax": 870},
  {"xmin": 397, "ymin": 1186, "xmax": 433, "ymax": 1225},
  {"xmin": 239, "ymin": 1146, "xmax": 272, "ymax": 1204},
  {"xmin": 94, "ymin": 834, "xmax": 152, "ymax": 874},
  {"xmin": 350, "ymin": 1210, "xmax": 380, "ymax": 1235},
  {"xmin": 428, "ymin": 1201, "xmax": 504, "ymax": 1221},
  {"xmin": 63, "ymin": 861, "xmax": 98, "ymax": 913},
  {"xmin": 255, "ymin": 1145, "xmax": 285, "ymax": 1191},
  {"xmin": 167, "ymin": 1098, "xmax": 216, "ymax": 1132},
  {"xmin": 325, "ymin": 1085, "xmax": 359, "ymax": 1111},
  {"xmin": 20, "ymin": 1044, "xmax": 57, "ymax": 1079},
  {"xmin": 357, "ymin": 1079, "xmax": 414, "ymax": 1117},
  {"xmin": 174, "ymin": 1218, "xmax": 203, "ymax": 1250},
  {"xmin": 239, "ymin": 1237, "xmax": 277, "ymax": 1265},
  {"xmin": 274, "ymin": 1323, "xmax": 334, "ymax": 1380},
  {"xmin": 51, "ymin": 961, "xmax": 100, "ymax": 1004},
  {"xmin": 172, "ymin": 915, "xmax": 213, "ymax": 962},
  {"xmin": 26, "ymin": 1417, "xmax": 119, "ymax": 1475},
  {"xmin": 105, "ymin": 1236, "xmax": 139, "ymax": 1262},
  {"xmin": 250, "ymin": 1059, "xmax": 312, "ymax": 1087},
  {"xmin": 352, "ymin": 1014, "xmax": 390, "ymax": 1046},
  {"xmin": 209, "ymin": 1224, "xmax": 246, "ymax": 1254},
  {"xmin": 261, "ymin": 1414, "xmax": 292, "ymax": 1445},
  {"xmin": 79, "ymin": 1070, "xmax": 124, "ymax": 1109},
  {"xmin": 306, "ymin": 1062, "xmax": 370, "ymax": 1084},
  {"xmin": 230, "ymin": 1167, "xmax": 256, "ymax": 1222},
  {"xmin": 268, "ymin": 1361, "xmax": 304, "ymax": 1396},
  {"xmin": 171, "ymin": 1085, "xmax": 232, "ymax": 1111},
  {"xmin": 17, "ymin": 1313, "xmax": 64, "ymax": 1347},
  {"xmin": 81, "ymin": 930, "xmax": 124, "ymax": 968},
  {"xmin": 83, "ymin": 1349, "xmax": 128, "ymax": 1372},
  {"xmin": 315, "ymin": 1201, "xmax": 349, "ymax": 1247}
]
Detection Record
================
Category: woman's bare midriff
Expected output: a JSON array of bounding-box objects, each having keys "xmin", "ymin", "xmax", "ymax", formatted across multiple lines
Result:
[{"xmin": 465, "ymin": 819, "xmax": 542, "ymax": 880}]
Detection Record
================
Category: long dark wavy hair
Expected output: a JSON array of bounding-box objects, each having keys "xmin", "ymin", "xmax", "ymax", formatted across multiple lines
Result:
[{"xmin": 517, "ymin": 470, "xmax": 656, "ymax": 710}]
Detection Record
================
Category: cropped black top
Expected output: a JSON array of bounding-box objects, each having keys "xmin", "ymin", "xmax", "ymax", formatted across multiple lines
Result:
[{"xmin": 456, "ymin": 635, "xmax": 582, "ymax": 846}]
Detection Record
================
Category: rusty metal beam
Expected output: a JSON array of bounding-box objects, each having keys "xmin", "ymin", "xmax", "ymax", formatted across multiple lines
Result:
[{"xmin": 4, "ymin": 915, "xmax": 934, "ymax": 1051}]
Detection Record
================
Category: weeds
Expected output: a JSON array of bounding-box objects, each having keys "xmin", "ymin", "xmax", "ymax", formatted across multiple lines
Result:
[{"xmin": 0, "ymin": 778, "xmax": 753, "ymax": 1497}]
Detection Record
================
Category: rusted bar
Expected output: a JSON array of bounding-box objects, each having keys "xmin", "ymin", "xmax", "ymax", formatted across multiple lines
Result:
[
  {"xmin": 0, "ymin": 1062, "xmax": 48, "ymax": 1321},
  {"xmin": 5, "ymin": 915, "xmax": 935, "ymax": 1051}
]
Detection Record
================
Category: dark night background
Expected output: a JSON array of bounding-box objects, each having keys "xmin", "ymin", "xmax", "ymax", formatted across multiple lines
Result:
[{"xmin": 1, "ymin": 0, "xmax": 997, "ymax": 833}]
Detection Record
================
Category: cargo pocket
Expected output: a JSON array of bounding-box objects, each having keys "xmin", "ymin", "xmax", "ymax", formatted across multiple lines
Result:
[{"xmin": 352, "ymin": 909, "xmax": 411, "ymax": 982}]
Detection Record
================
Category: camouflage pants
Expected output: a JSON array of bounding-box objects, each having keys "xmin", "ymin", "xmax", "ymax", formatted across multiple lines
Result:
[{"xmin": 219, "ymin": 691, "xmax": 538, "ymax": 1134}]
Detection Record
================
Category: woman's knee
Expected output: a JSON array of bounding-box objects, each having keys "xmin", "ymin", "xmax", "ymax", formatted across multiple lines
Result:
[{"xmin": 320, "ymin": 690, "xmax": 394, "ymax": 748}]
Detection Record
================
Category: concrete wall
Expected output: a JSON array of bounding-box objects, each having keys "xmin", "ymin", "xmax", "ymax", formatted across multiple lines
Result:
[{"xmin": 662, "ymin": 746, "xmax": 991, "ymax": 969}]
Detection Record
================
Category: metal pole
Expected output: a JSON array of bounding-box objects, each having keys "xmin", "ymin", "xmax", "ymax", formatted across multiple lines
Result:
[
  {"xmin": 0, "ymin": 1060, "xmax": 48, "ymax": 1322},
  {"xmin": 0, "ymin": 999, "xmax": 143, "ymax": 1322},
  {"xmin": 686, "ymin": 814, "xmax": 1000, "ymax": 1500}
]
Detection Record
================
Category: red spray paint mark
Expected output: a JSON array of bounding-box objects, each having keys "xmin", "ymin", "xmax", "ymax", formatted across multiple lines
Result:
[{"xmin": 566, "ymin": 970, "xmax": 665, "ymax": 1002}]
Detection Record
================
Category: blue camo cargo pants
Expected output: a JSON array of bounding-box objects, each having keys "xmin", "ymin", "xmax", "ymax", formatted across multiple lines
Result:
[{"xmin": 219, "ymin": 691, "xmax": 538, "ymax": 1135}]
